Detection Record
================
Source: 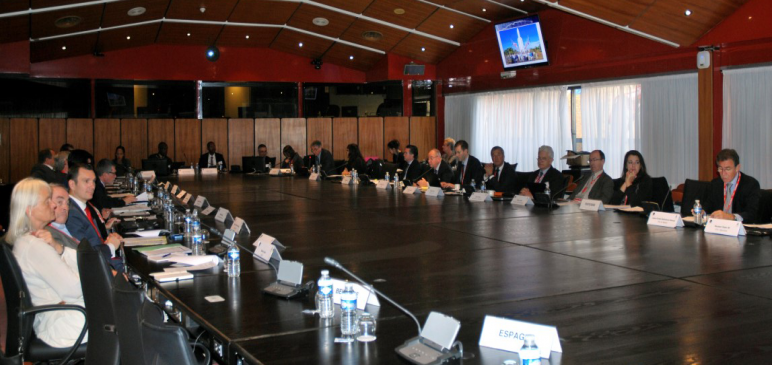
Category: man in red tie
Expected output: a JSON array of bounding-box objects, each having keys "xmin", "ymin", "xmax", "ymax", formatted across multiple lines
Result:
[
  {"xmin": 702, "ymin": 149, "xmax": 761, "ymax": 223},
  {"xmin": 520, "ymin": 145, "xmax": 565, "ymax": 199}
]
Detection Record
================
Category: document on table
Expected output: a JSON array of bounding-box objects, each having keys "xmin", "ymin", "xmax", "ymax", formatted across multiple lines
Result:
[
  {"xmin": 123, "ymin": 236, "xmax": 168, "ymax": 247},
  {"xmin": 744, "ymin": 223, "xmax": 772, "ymax": 229},
  {"xmin": 604, "ymin": 205, "xmax": 632, "ymax": 210},
  {"xmin": 128, "ymin": 229, "xmax": 167, "ymax": 237},
  {"xmin": 109, "ymin": 192, "xmax": 134, "ymax": 198},
  {"xmin": 619, "ymin": 206, "xmax": 644, "ymax": 213},
  {"xmin": 164, "ymin": 255, "xmax": 220, "ymax": 272}
]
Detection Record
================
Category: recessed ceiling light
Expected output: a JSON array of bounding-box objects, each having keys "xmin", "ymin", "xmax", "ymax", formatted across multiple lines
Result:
[
  {"xmin": 394, "ymin": 8, "xmax": 405, "ymax": 15},
  {"xmin": 421, "ymin": 47, "xmax": 426, "ymax": 52},
  {"xmin": 449, "ymin": 24, "xmax": 454, "ymax": 29},
  {"xmin": 61, "ymin": 46, "xmax": 67, "ymax": 50},
  {"xmin": 187, "ymin": 32, "xmax": 191, "ymax": 36},
  {"xmin": 298, "ymin": 42, "xmax": 303, "ymax": 47},
  {"xmin": 54, "ymin": 16, "xmax": 81, "ymax": 28},
  {"xmin": 312, "ymin": 17, "xmax": 329, "ymax": 26},
  {"xmin": 748, "ymin": 16, "xmax": 753, "ymax": 20},
  {"xmin": 482, "ymin": 8, "xmax": 486, "ymax": 12},
  {"xmin": 245, "ymin": 35, "xmax": 250, "ymax": 39},
  {"xmin": 349, "ymin": 55, "xmax": 354, "ymax": 60},
  {"xmin": 127, "ymin": 7, "xmax": 146, "ymax": 16},
  {"xmin": 362, "ymin": 30, "xmax": 383, "ymax": 41},
  {"xmin": 126, "ymin": 36, "xmax": 131, "ymax": 40},
  {"xmin": 684, "ymin": 9, "xmax": 692, "ymax": 16}
]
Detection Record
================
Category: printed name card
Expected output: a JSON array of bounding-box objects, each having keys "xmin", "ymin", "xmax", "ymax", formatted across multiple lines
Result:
[
  {"xmin": 140, "ymin": 170, "xmax": 156, "ymax": 181},
  {"xmin": 201, "ymin": 206, "xmax": 216, "ymax": 215},
  {"xmin": 479, "ymin": 316, "xmax": 562, "ymax": 359},
  {"xmin": 176, "ymin": 190, "xmax": 187, "ymax": 199},
  {"xmin": 252, "ymin": 240, "xmax": 281, "ymax": 263},
  {"xmin": 341, "ymin": 176, "xmax": 353, "ymax": 185},
  {"xmin": 182, "ymin": 193, "xmax": 193, "ymax": 204},
  {"xmin": 194, "ymin": 196, "xmax": 208, "ymax": 209},
  {"xmin": 171, "ymin": 185, "xmax": 179, "ymax": 194},
  {"xmin": 330, "ymin": 279, "xmax": 379, "ymax": 309},
  {"xmin": 201, "ymin": 168, "xmax": 218, "ymax": 175},
  {"xmin": 376, "ymin": 180, "xmax": 390, "ymax": 189},
  {"xmin": 269, "ymin": 168, "xmax": 280, "ymax": 176},
  {"xmin": 579, "ymin": 199, "xmax": 605, "ymax": 211},
  {"xmin": 255, "ymin": 233, "xmax": 284, "ymax": 249},
  {"xmin": 511, "ymin": 195, "xmax": 534, "ymax": 206},
  {"xmin": 647, "ymin": 211, "xmax": 684, "ymax": 228},
  {"xmin": 403, "ymin": 186, "xmax": 420, "ymax": 194},
  {"xmin": 705, "ymin": 218, "xmax": 746, "ymax": 237},
  {"xmin": 230, "ymin": 217, "xmax": 250, "ymax": 234},
  {"xmin": 469, "ymin": 192, "xmax": 492, "ymax": 202},
  {"xmin": 214, "ymin": 208, "xmax": 233, "ymax": 223},
  {"xmin": 426, "ymin": 187, "xmax": 444, "ymax": 197},
  {"xmin": 177, "ymin": 169, "xmax": 194, "ymax": 176},
  {"xmin": 309, "ymin": 172, "xmax": 320, "ymax": 181},
  {"xmin": 163, "ymin": 181, "xmax": 170, "ymax": 190}
]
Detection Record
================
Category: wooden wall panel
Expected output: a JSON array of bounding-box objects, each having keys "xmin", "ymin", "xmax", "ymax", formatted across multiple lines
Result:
[
  {"xmin": 255, "ymin": 118, "xmax": 280, "ymax": 158},
  {"xmin": 202, "ymin": 119, "xmax": 229, "ymax": 164},
  {"xmin": 0, "ymin": 118, "xmax": 9, "ymax": 183},
  {"xmin": 228, "ymin": 119, "xmax": 254, "ymax": 168},
  {"xmin": 38, "ymin": 118, "xmax": 66, "ymax": 152},
  {"xmin": 358, "ymin": 117, "xmax": 383, "ymax": 160},
  {"xmin": 332, "ymin": 118, "xmax": 357, "ymax": 160},
  {"xmin": 147, "ymin": 119, "xmax": 174, "ymax": 161},
  {"xmin": 10, "ymin": 118, "xmax": 38, "ymax": 183},
  {"xmin": 174, "ymin": 119, "xmax": 201, "ymax": 165},
  {"xmin": 384, "ymin": 116, "xmax": 410, "ymax": 159},
  {"xmin": 93, "ymin": 119, "xmax": 121, "ymax": 162},
  {"xmin": 306, "ymin": 118, "xmax": 332, "ymax": 157},
  {"xmin": 410, "ymin": 117, "xmax": 436, "ymax": 162},
  {"xmin": 280, "ymin": 118, "xmax": 307, "ymax": 157},
  {"xmin": 120, "ymin": 119, "xmax": 147, "ymax": 171},
  {"xmin": 66, "ymin": 118, "xmax": 93, "ymax": 153}
]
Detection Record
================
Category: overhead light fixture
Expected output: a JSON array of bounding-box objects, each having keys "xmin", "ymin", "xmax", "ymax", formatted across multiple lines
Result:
[
  {"xmin": 187, "ymin": 32, "xmax": 191, "ymax": 36},
  {"xmin": 362, "ymin": 30, "xmax": 383, "ymax": 41},
  {"xmin": 684, "ymin": 9, "xmax": 692, "ymax": 16},
  {"xmin": 394, "ymin": 8, "xmax": 405, "ymax": 15},
  {"xmin": 126, "ymin": 36, "xmax": 131, "ymax": 40},
  {"xmin": 245, "ymin": 35, "xmax": 250, "ymax": 39},
  {"xmin": 421, "ymin": 47, "xmax": 426, "ymax": 52},
  {"xmin": 127, "ymin": 7, "xmax": 146, "ymax": 16},
  {"xmin": 449, "ymin": 24, "xmax": 454, "ymax": 29},
  {"xmin": 298, "ymin": 42, "xmax": 303, "ymax": 47},
  {"xmin": 61, "ymin": 46, "xmax": 67, "ymax": 50},
  {"xmin": 206, "ymin": 45, "xmax": 220, "ymax": 62},
  {"xmin": 349, "ymin": 55, "xmax": 354, "ymax": 60},
  {"xmin": 311, "ymin": 58, "xmax": 323, "ymax": 69},
  {"xmin": 313, "ymin": 17, "xmax": 329, "ymax": 26},
  {"xmin": 54, "ymin": 16, "xmax": 81, "ymax": 28},
  {"xmin": 482, "ymin": 8, "xmax": 486, "ymax": 12}
]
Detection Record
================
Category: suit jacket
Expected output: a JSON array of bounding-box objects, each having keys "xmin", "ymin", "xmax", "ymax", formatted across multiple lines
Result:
[
  {"xmin": 30, "ymin": 163, "xmax": 57, "ymax": 183},
  {"xmin": 401, "ymin": 160, "xmax": 424, "ymax": 183},
  {"xmin": 392, "ymin": 152, "xmax": 406, "ymax": 169},
  {"xmin": 91, "ymin": 180, "xmax": 126, "ymax": 211},
  {"xmin": 423, "ymin": 160, "xmax": 454, "ymax": 187},
  {"xmin": 346, "ymin": 157, "xmax": 367, "ymax": 174},
  {"xmin": 148, "ymin": 153, "xmax": 173, "ymax": 172},
  {"xmin": 114, "ymin": 158, "xmax": 132, "ymax": 175},
  {"xmin": 314, "ymin": 149, "xmax": 335, "ymax": 176},
  {"xmin": 198, "ymin": 152, "xmax": 226, "ymax": 169},
  {"xmin": 485, "ymin": 162, "xmax": 517, "ymax": 194},
  {"xmin": 527, "ymin": 166, "xmax": 566, "ymax": 199},
  {"xmin": 568, "ymin": 171, "xmax": 614, "ymax": 203},
  {"xmin": 702, "ymin": 172, "xmax": 761, "ymax": 223},
  {"xmin": 454, "ymin": 155, "xmax": 485, "ymax": 186},
  {"xmin": 45, "ymin": 224, "xmax": 79, "ymax": 250},
  {"xmin": 611, "ymin": 175, "xmax": 653, "ymax": 207},
  {"xmin": 66, "ymin": 197, "xmax": 123, "ymax": 271},
  {"xmin": 280, "ymin": 154, "xmax": 304, "ymax": 172}
]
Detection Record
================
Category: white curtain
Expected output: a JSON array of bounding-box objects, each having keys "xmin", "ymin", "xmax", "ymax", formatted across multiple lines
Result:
[
  {"xmin": 444, "ymin": 86, "xmax": 571, "ymax": 172},
  {"xmin": 639, "ymin": 74, "xmax": 699, "ymax": 187},
  {"xmin": 723, "ymin": 65, "xmax": 772, "ymax": 188}
]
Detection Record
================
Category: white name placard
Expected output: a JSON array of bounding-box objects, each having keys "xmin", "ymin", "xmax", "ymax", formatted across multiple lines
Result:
[
  {"xmin": 163, "ymin": 181, "xmax": 170, "ymax": 191},
  {"xmin": 511, "ymin": 195, "xmax": 534, "ymax": 206},
  {"xmin": 177, "ymin": 169, "xmax": 194, "ymax": 176},
  {"xmin": 403, "ymin": 186, "xmax": 420, "ymax": 194},
  {"xmin": 140, "ymin": 170, "xmax": 156, "ymax": 181},
  {"xmin": 194, "ymin": 196, "xmax": 208, "ymax": 209},
  {"xmin": 705, "ymin": 218, "xmax": 746, "ymax": 236},
  {"xmin": 201, "ymin": 206, "xmax": 216, "ymax": 216},
  {"xmin": 201, "ymin": 168, "xmax": 218, "ymax": 175},
  {"xmin": 182, "ymin": 193, "xmax": 193, "ymax": 204},
  {"xmin": 376, "ymin": 180, "xmax": 390, "ymax": 189},
  {"xmin": 469, "ymin": 192, "xmax": 492, "ymax": 202},
  {"xmin": 330, "ymin": 279, "xmax": 379, "ymax": 308},
  {"xmin": 230, "ymin": 217, "xmax": 250, "ymax": 234},
  {"xmin": 176, "ymin": 190, "xmax": 187, "ymax": 199},
  {"xmin": 309, "ymin": 172, "xmax": 320, "ymax": 181},
  {"xmin": 269, "ymin": 168, "xmax": 280, "ymax": 176},
  {"xmin": 254, "ymin": 233, "xmax": 284, "ymax": 250},
  {"xmin": 478, "ymin": 316, "xmax": 562, "ymax": 359},
  {"xmin": 214, "ymin": 208, "xmax": 233, "ymax": 223},
  {"xmin": 647, "ymin": 211, "xmax": 684, "ymax": 228},
  {"xmin": 341, "ymin": 176, "xmax": 352, "ymax": 185},
  {"xmin": 426, "ymin": 187, "xmax": 444, "ymax": 197},
  {"xmin": 252, "ymin": 240, "xmax": 281, "ymax": 263},
  {"xmin": 579, "ymin": 199, "xmax": 605, "ymax": 211},
  {"xmin": 171, "ymin": 185, "xmax": 179, "ymax": 194}
]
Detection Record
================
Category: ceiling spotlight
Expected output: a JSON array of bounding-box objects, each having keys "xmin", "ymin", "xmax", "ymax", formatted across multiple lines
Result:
[
  {"xmin": 482, "ymin": 8, "xmax": 486, "ymax": 12},
  {"xmin": 311, "ymin": 58, "xmax": 323, "ymax": 70},
  {"xmin": 312, "ymin": 17, "xmax": 329, "ymax": 26},
  {"xmin": 127, "ymin": 7, "xmax": 146, "ymax": 16},
  {"xmin": 126, "ymin": 36, "xmax": 131, "ymax": 40},
  {"xmin": 298, "ymin": 42, "xmax": 303, "ymax": 47},
  {"xmin": 421, "ymin": 47, "xmax": 426, "ymax": 52},
  {"xmin": 200, "ymin": 6, "xmax": 206, "ymax": 13},
  {"xmin": 187, "ymin": 32, "xmax": 191, "ymax": 37},
  {"xmin": 245, "ymin": 35, "xmax": 250, "ymax": 39},
  {"xmin": 394, "ymin": 8, "xmax": 405, "ymax": 15},
  {"xmin": 349, "ymin": 55, "xmax": 354, "ymax": 60},
  {"xmin": 684, "ymin": 9, "xmax": 692, "ymax": 16},
  {"xmin": 449, "ymin": 24, "xmax": 454, "ymax": 29},
  {"xmin": 54, "ymin": 16, "xmax": 81, "ymax": 28},
  {"xmin": 205, "ymin": 45, "xmax": 220, "ymax": 62},
  {"xmin": 61, "ymin": 46, "xmax": 67, "ymax": 50}
]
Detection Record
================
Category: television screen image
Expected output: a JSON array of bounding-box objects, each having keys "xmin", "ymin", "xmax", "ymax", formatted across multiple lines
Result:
[{"xmin": 494, "ymin": 15, "xmax": 549, "ymax": 69}]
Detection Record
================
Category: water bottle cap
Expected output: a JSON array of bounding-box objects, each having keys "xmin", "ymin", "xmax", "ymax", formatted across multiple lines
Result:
[
  {"xmin": 321, "ymin": 270, "xmax": 329, "ymax": 275},
  {"xmin": 344, "ymin": 282, "xmax": 354, "ymax": 289}
]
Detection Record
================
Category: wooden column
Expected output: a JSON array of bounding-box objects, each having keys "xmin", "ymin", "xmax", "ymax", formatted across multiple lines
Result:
[{"xmin": 698, "ymin": 50, "xmax": 714, "ymax": 181}]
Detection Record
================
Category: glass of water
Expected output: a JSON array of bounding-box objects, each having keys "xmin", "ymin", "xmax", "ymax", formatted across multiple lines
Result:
[{"xmin": 356, "ymin": 312, "xmax": 377, "ymax": 342}]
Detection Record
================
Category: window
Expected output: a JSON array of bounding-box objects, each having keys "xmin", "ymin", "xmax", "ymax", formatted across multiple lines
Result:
[
  {"xmin": 569, "ymin": 87, "xmax": 582, "ymax": 151},
  {"xmin": 303, "ymin": 81, "xmax": 402, "ymax": 118},
  {"xmin": 412, "ymin": 80, "xmax": 435, "ymax": 116},
  {"xmin": 202, "ymin": 82, "xmax": 298, "ymax": 118},
  {"xmin": 0, "ymin": 76, "xmax": 90, "ymax": 118},
  {"xmin": 95, "ymin": 80, "xmax": 196, "ymax": 118}
]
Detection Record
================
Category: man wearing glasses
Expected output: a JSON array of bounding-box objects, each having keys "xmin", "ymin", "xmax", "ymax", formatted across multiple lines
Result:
[
  {"xmin": 702, "ymin": 149, "xmax": 761, "ymax": 223},
  {"xmin": 92, "ymin": 158, "xmax": 137, "ymax": 211},
  {"xmin": 567, "ymin": 150, "xmax": 613, "ymax": 203},
  {"xmin": 520, "ymin": 145, "xmax": 565, "ymax": 199}
]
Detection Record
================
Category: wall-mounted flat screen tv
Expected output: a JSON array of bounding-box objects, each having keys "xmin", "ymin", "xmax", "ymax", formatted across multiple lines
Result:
[{"xmin": 494, "ymin": 15, "xmax": 549, "ymax": 69}]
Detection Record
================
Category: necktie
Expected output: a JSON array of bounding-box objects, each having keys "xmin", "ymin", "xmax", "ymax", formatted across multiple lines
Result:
[
  {"xmin": 459, "ymin": 162, "xmax": 465, "ymax": 183},
  {"xmin": 723, "ymin": 183, "xmax": 733, "ymax": 213},
  {"xmin": 536, "ymin": 171, "xmax": 544, "ymax": 183},
  {"xmin": 209, "ymin": 154, "xmax": 215, "ymax": 167},
  {"xmin": 404, "ymin": 162, "xmax": 409, "ymax": 177},
  {"xmin": 494, "ymin": 167, "xmax": 499, "ymax": 182},
  {"xmin": 84, "ymin": 205, "xmax": 104, "ymax": 243}
]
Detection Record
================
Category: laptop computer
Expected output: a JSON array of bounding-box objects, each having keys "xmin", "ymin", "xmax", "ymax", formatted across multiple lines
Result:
[{"xmin": 263, "ymin": 260, "xmax": 305, "ymax": 299}]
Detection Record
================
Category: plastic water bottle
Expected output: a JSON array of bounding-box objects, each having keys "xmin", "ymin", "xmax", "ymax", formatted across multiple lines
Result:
[
  {"xmin": 544, "ymin": 182, "xmax": 551, "ymax": 199},
  {"xmin": 227, "ymin": 245, "xmax": 240, "ymax": 277},
  {"xmin": 693, "ymin": 199, "xmax": 705, "ymax": 225},
  {"xmin": 470, "ymin": 179, "xmax": 476, "ymax": 192},
  {"xmin": 394, "ymin": 173, "xmax": 399, "ymax": 190},
  {"xmin": 519, "ymin": 334, "xmax": 541, "ymax": 365},
  {"xmin": 290, "ymin": 163, "xmax": 295, "ymax": 175},
  {"xmin": 183, "ymin": 209, "xmax": 192, "ymax": 241},
  {"xmin": 191, "ymin": 215, "xmax": 203, "ymax": 255},
  {"xmin": 384, "ymin": 171, "xmax": 390, "ymax": 183},
  {"xmin": 480, "ymin": 181, "xmax": 487, "ymax": 193},
  {"xmin": 340, "ymin": 283, "xmax": 358, "ymax": 336},
  {"xmin": 316, "ymin": 270, "xmax": 334, "ymax": 318}
]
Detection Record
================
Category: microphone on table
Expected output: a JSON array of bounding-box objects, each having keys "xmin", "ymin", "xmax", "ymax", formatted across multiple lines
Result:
[
  {"xmin": 321, "ymin": 161, "xmax": 349, "ymax": 179},
  {"xmin": 544, "ymin": 173, "xmax": 587, "ymax": 207},
  {"xmin": 403, "ymin": 163, "xmax": 433, "ymax": 186}
]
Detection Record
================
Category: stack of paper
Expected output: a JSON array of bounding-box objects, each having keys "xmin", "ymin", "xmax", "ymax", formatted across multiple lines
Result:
[
  {"xmin": 134, "ymin": 244, "xmax": 191, "ymax": 261},
  {"xmin": 123, "ymin": 236, "xmax": 168, "ymax": 247},
  {"xmin": 604, "ymin": 205, "xmax": 632, "ymax": 210},
  {"xmin": 109, "ymin": 192, "xmax": 134, "ymax": 198}
]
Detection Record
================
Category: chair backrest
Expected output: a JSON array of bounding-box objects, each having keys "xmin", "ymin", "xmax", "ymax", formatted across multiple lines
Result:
[
  {"xmin": 111, "ymin": 274, "xmax": 146, "ymax": 365},
  {"xmin": 681, "ymin": 179, "xmax": 711, "ymax": 217},
  {"xmin": 757, "ymin": 189, "xmax": 772, "ymax": 224},
  {"xmin": 76, "ymin": 239, "xmax": 120, "ymax": 365},
  {"xmin": 650, "ymin": 177, "xmax": 674, "ymax": 213},
  {"xmin": 514, "ymin": 171, "xmax": 530, "ymax": 193},
  {"xmin": 0, "ymin": 240, "xmax": 34, "ymax": 357},
  {"xmin": 672, "ymin": 183, "xmax": 685, "ymax": 204},
  {"xmin": 140, "ymin": 302, "xmax": 199, "ymax": 365}
]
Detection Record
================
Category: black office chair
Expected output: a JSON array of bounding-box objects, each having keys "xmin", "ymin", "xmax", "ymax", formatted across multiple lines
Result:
[
  {"xmin": 111, "ymin": 273, "xmax": 147, "ymax": 365},
  {"xmin": 513, "ymin": 171, "xmax": 531, "ymax": 193},
  {"xmin": 756, "ymin": 189, "xmax": 772, "ymax": 224},
  {"xmin": 141, "ymin": 300, "xmax": 211, "ymax": 365},
  {"xmin": 643, "ymin": 177, "xmax": 675, "ymax": 213},
  {"xmin": 77, "ymin": 239, "xmax": 120, "ymax": 365},
  {"xmin": 0, "ymin": 240, "xmax": 87, "ymax": 364},
  {"xmin": 680, "ymin": 179, "xmax": 711, "ymax": 217}
]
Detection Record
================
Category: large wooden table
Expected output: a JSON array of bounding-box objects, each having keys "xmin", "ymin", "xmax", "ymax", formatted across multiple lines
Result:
[{"xmin": 127, "ymin": 174, "xmax": 772, "ymax": 364}]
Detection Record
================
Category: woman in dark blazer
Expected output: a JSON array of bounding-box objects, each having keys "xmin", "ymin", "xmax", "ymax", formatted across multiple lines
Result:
[
  {"xmin": 113, "ymin": 145, "xmax": 132, "ymax": 175},
  {"xmin": 343, "ymin": 144, "xmax": 366, "ymax": 175},
  {"xmin": 611, "ymin": 150, "xmax": 652, "ymax": 207}
]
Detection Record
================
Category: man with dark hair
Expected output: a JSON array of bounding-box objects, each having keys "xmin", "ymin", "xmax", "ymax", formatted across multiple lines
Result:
[
  {"xmin": 702, "ymin": 149, "xmax": 761, "ymax": 223},
  {"xmin": 387, "ymin": 139, "xmax": 405, "ymax": 168},
  {"xmin": 401, "ymin": 145, "xmax": 423, "ymax": 183},
  {"xmin": 66, "ymin": 163, "xmax": 125, "ymax": 271},
  {"xmin": 92, "ymin": 159, "xmax": 136, "ymax": 211},
  {"xmin": 30, "ymin": 149, "xmax": 57, "ymax": 183},
  {"xmin": 484, "ymin": 146, "xmax": 517, "ymax": 194},
  {"xmin": 199, "ymin": 141, "xmax": 226, "ymax": 169},
  {"xmin": 258, "ymin": 144, "xmax": 268, "ymax": 157},
  {"xmin": 567, "ymin": 150, "xmax": 614, "ymax": 203},
  {"xmin": 149, "ymin": 142, "xmax": 173, "ymax": 170},
  {"xmin": 309, "ymin": 140, "xmax": 334, "ymax": 175},
  {"xmin": 60, "ymin": 143, "xmax": 74, "ymax": 152},
  {"xmin": 453, "ymin": 140, "xmax": 484, "ymax": 187}
]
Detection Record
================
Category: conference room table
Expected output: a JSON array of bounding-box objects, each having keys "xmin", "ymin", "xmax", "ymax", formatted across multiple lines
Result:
[{"xmin": 126, "ymin": 173, "xmax": 772, "ymax": 364}]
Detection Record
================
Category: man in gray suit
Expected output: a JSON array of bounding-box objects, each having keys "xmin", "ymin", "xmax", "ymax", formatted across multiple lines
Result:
[
  {"xmin": 568, "ymin": 150, "xmax": 614, "ymax": 204},
  {"xmin": 45, "ymin": 184, "xmax": 80, "ymax": 250}
]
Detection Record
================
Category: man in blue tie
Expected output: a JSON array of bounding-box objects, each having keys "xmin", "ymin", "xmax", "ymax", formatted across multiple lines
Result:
[{"xmin": 702, "ymin": 149, "xmax": 761, "ymax": 223}]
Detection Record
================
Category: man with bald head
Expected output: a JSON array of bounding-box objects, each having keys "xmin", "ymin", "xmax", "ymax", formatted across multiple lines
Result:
[{"xmin": 417, "ymin": 149, "xmax": 454, "ymax": 188}]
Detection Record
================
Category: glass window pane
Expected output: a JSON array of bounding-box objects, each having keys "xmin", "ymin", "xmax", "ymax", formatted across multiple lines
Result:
[
  {"xmin": 0, "ymin": 76, "xmax": 90, "ymax": 118},
  {"xmin": 95, "ymin": 80, "xmax": 196, "ymax": 118},
  {"xmin": 303, "ymin": 81, "xmax": 402, "ymax": 117},
  {"xmin": 202, "ymin": 82, "xmax": 298, "ymax": 118},
  {"xmin": 412, "ymin": 80, "xmax": 435, "ymax": 117}
]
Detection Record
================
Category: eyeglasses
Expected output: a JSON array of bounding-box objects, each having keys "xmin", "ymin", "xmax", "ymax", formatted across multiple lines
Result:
[
  {"xmin": 537, "ymin": 157, "xmax": 551, "ymax": 162},
  {"xmin": 108, "ymin": 171, "xmax": 117, "ymax": 175},
  {"xmin": 717, "ymin": 167, "xmax": 735, "ymax": 173}
]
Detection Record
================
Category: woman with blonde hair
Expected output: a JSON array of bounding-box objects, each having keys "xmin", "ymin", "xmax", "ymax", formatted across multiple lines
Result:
[{"xmin": 4, "ymin": 177, "xmax": 87, "ymax": 348}]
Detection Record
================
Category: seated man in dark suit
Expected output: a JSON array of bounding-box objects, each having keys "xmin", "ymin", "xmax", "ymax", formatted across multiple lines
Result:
[
  {"xmin": 66, "ymin": 163, "xmax": 124, "ymax": 271},
  {"xmin": 199, "ymin": 141, "xmax": 226, "ymax": 169},
  {"xmin": 452, "ymin": 140, "xmax": 485, "ymax": 187},
  {"xmin": 567, "ymin": 150, "xmax": 614, "ymax": 203},
  {"xmin": 417, "ymin": 149, "xmax": 453, "ymax": 188},
  {"xmin": 702, "ymin": 149, "xmax": 761, "ymax": 223},
  {"xmin": 30, "ymin": 149, "xmax": 58, "ymax": 183},
  {"xmin": 401, "ymin": 144, "xmax": 424, "ymax": 184},
  {"xmin": 92, "ymin": 159, "xmax": 136, "ymax": 211},
  {"xmin": 148, "ymin": 141, "xmax": 173, "ymax": 169},
  {"xmin": 520, "ymin": 145, "xmax": 565, "ymax": 199},
  {"xmin": 309, "ymin": 140, "xmax": 335, "ymax": 176},
  {"xmin": 53, "ymin": 151, "xmax": 70, "ymax": 185},
  {"xmin": 484, "ymin": 146, "xmax": 517, "ymax": 194},
  {"xmin": 46, "ymin": 184, "xmax": 80, "ymax": 250}
]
